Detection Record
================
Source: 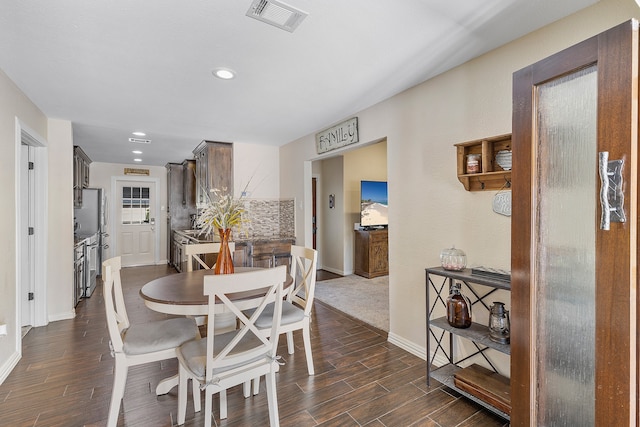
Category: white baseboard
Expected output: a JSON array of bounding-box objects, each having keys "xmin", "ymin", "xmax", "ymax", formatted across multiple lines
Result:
[
  {"xmin": 320, "ymin": 266, "xmax": 351, "ymax": 276},
  {"xmin": 387, "ymin": 332, "xmax": 426, "ymax": 360},
  {"xmin": 0, "ymin": 351, "xmax": 20, "ymax": 385},
  {"xmin": 48, "ymin": 310, "xmax": 75, "ymax": 322},
  {"xmin": 386, "ymin": 333, "xmax": 448, "ymax": 368}
]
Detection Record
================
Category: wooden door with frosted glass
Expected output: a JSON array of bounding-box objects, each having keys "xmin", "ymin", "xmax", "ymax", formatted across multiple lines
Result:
[{"xmin": 511, "ymin": 20, "xmax": 638, "ymax": 426}]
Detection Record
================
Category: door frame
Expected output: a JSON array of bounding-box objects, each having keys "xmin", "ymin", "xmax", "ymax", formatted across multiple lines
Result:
[
  {"xmin": 110, "ymin": 175, "xmax": 160, "ymax": 265},
  {"xmin": 14, "ymin": 118, "xmax": 48, "ymax": 337}
]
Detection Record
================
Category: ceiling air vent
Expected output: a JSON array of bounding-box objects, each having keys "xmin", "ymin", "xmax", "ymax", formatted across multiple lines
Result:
[
  {"xmin": 128, "ymin": 137, "xmax": 151, "ymax": 144},
  {"xmin": 246, "ymin": 0, "xmax": 308, "ymax": 33}
]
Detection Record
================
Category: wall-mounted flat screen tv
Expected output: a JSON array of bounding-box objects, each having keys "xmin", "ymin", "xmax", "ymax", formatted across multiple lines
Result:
[{"xmin": 360, "ymin": 180, "xmax": 388, "ymax": 229}]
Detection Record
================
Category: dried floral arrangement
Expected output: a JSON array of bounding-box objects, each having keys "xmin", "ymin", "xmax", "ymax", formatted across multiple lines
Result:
[{"xmin": 196, "ymin": 187, "xmax": 249, "ymax": 236}]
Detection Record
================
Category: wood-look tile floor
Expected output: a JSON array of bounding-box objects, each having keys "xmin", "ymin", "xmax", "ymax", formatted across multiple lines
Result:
[{"xmin": 0, "ymin": 265, "xmax": 509, "ymax": 427}]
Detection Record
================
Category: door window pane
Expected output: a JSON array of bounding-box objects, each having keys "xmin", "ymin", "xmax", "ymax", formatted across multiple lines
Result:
[
  {"xmin": 121, "ymin": 186, "xmax": 150, "ymax": 224},
  {"xmin": 535, "ymin": 65, "xmax": 597, "ymax": 425}
]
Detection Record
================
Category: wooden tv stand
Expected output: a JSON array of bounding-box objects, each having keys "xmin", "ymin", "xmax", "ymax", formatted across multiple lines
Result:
[{"xmin": 354, "ymin": 229, "xmax": 388, "ymax": 278}]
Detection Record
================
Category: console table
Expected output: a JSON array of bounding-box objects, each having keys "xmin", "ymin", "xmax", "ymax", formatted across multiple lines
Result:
[
  {"xmin": 425, "ymin": 266, "xmax": 511, "ymax": 420},
  {"xmin": 354, "ymin": 229, "xmax": 388, "ymax": 278}
]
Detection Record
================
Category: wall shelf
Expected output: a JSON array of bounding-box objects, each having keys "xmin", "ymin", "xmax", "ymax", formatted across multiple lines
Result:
[{"xmin": 454, "ymin": 133, "xmax": 512, "ymax": 191}]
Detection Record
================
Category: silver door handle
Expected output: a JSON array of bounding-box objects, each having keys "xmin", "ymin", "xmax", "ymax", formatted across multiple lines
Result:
[{"xmin": 598, "ymin": 151, "xmax": 625, "ymax": 230}]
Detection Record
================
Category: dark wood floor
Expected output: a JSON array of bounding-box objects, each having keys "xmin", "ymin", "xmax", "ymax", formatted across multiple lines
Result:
[{"xmin": 0, "ymin": 265, "xmax": 508, "ymax": 427}]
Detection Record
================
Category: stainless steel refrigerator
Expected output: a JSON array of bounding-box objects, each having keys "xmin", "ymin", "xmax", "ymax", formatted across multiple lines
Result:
[{"xmin": 74, "ymin": 188, "xmax": 108, "ymax": 297}]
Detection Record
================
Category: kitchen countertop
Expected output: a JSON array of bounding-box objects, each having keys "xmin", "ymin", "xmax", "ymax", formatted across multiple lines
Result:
[{"xmin": 174, "ymin": 229, "xmax": 295, "ymax": 244}]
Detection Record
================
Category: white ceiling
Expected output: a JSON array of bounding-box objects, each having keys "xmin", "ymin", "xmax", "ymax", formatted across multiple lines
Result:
[{"xmin": 0, "ymin": 0, "xmax": 597, "ymax": 166}]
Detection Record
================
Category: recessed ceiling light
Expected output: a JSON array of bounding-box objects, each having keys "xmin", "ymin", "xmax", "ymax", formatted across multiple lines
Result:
[
  {"xmin": 133, "ymin": 158, "xmax": 142, "ymax": 162},
  {"xmin": 212, "ymin": 68, "xmax": 236, "ymax": 80},
  {"xmin": 132, "ymin": 131, "xmax": 146, "ymax": 136},
  {"xmin": 132, "ymin": 150, "xmax": 142, "ymax": 154}
]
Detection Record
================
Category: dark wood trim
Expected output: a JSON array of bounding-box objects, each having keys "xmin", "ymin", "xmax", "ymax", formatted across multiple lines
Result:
[
  {"xmin": 510, "ymin": 61, "xmax": 534, "ymax": 427},
  {"xmin": 593, "ymin": 20, "xmax": 636, "ymax": 425}
]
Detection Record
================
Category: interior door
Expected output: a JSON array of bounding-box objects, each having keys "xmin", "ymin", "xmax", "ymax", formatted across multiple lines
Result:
[
  {"xmin": 20, "ymin": 143, "xmax": 34, "ymax": 326},
  {"xmin": 511, "ymin": 20, "xmax": 637, "ymax": 425},
  {"xmin": 116, "ymin": 180, "xmax": 156, "ymax": 267}
]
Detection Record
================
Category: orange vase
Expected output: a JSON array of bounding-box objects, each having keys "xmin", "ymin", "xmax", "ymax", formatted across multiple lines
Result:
[{"xmin": 214, "ymin": 228, "xmax": 234, "ymax": 274}]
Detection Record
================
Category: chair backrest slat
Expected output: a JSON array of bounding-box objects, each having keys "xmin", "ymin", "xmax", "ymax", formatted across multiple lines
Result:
[
  {"xmin": 184, "ymin": 242, "xmax": 236, "ymax": 272},
  {"xmin": 287, "ymin": 245, "xmax": 318, "ymax": 315},
  {"xmin": 102, "ymin": 256, "xmax": 129, "ymax": 353},
  {"xmin": 203, "ymin": 266, "xmax": 286, "ymax": 378}
]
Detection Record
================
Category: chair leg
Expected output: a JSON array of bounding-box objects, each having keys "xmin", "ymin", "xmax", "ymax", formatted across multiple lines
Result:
[
  {"xmin": 107, "ymin": 361, "xmax": 128, "ymax": 427},
  {"xmin": 192, "ymin": 378, "xmax": 201, "ymax": 413},
  {"xmin": 205, "ymin": 388, "xmax": 213, "ymax": 427},
  {"xmin": 177, "ymin": 364, "xmax": 188, "ymax": 425},
  {"xmin": 286, "ymin": 331, "xmax": 295, "ymax": 354},
  {"xmin": 302, "ymin": 325, "xmax": 315, "ymax": 375},
  {"xmin": 219, "ymin": 389, "xmax": 228, "ymax": 420},
  {"xmin": 253, "ymin": 376, "xmax": 260, "ymax": 395},
  {"xmin": 243, "ymin": 381, "xmax": 251, "ymax": 398},
  {"xmin": 265, "ymin": 370, "xmax": 280, "ymax": 427}
]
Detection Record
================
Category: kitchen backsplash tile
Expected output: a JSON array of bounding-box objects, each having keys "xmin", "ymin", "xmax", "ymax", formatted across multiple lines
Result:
[{"xmin": 239, "ymin": 199, "xmax": 295, "ymax": 239}]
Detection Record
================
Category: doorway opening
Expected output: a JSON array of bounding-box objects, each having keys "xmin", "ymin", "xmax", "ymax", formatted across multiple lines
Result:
[{"xmin": 15, "ymin": 118, "xmax": 48, "ymax": 338}]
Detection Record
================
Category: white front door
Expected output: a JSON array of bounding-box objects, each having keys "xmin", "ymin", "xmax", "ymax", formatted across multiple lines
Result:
[{"xmin": 116, "ymin": 180, "xmax": 156, "ymax": 267}]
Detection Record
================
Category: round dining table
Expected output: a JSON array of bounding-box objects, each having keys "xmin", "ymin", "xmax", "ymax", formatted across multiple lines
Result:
[
  {"xmin": 139, "ymin": 266, "xmax": 292, "ymax": 395},
  {"xmin": 139, "ymin": 267, "xmax": 293, "ymax": 316}
]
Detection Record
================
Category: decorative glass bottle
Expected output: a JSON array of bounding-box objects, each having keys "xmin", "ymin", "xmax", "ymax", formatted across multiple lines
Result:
[{"xmin": 446, "ymin": 282, "xmax": 472, "ymax": 328}]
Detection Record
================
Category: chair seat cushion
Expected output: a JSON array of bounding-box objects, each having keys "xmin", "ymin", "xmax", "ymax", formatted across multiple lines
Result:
[
  {"xmin": 177, "ymin": 330, "xmax": 269, "ymax": 379},
  {"xmin": 249, "ymin": 301, "xmax": 305, "ymax": 329},
  {"xmin": 122, "ymin": 317, "xmax": 198, "ymax": 355}
]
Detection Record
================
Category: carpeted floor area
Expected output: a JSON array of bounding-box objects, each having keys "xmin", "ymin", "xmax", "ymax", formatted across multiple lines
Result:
[{"xmin": 314, "ymin": 272, "xmax": 389, "ymax": 331}]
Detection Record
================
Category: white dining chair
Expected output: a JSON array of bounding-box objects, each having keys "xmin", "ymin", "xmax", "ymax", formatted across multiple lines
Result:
[
  {"xmin": 102, "ymin": 256, "xmax": 201, "ymax": 427},
  {"xmin": 185, "ymin": 242, "xmax": 237, "ymax": 333},
  {"xmin": 176, "ymin": 266, "xmax": 286, "ymax": 427},
  {"xmin": 184, "ymin": 242, "xmax": 236, "ymax": 272},
  {"xmin": 253, "ymin": 245, "xmax": 318, "ymax": 378}
]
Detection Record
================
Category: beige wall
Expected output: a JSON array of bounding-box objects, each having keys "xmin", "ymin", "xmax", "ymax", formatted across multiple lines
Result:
[
  {"xmin": 343, "ymin": 141, "xmax": 387, "ymax": 273},
  {"xmin": 0, "ymin": 68, "xmax": 75, "ymax": 381},
  {"xmin": 280, "ymin": 0, "xmax": 640, "ymax": 361},
  {"xmin": 46, "ymin": 120, "xmax": 75, "ymax": 320},
  {"xmin": 318, "ymin": 156, "xmax": 344, "ymax": 273},
  {"xmin": 233, "ymin": 142, "xmax": 280, "ymax": 199}
]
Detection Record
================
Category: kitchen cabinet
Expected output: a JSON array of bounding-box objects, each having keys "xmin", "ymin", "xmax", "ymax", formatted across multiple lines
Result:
[
  {"xmin": 73, "ymin": 146, "xmax": 91, "ymax": 207},
  {"xmin": 454, "ymin": 134, "xmax": 511, "ymax": 191},
  {"xmin": 243, "ymin": 240, "xmax": 293, "ymax": 269},
  {"xmin": 193, "ymin": 141, "xmax": 233, "ymax": 207},
  {"xmin": 425, "ymin": 266, "xmax": 511, "ymax": 420},
  {"xmin": 182, "ymin": 159, "xmax": 196, "ymax": 207},
  {"xmin": 74, "ymin": 239, "xmax": 86, "ymax": 305},
  {"xmin": 354, "ymin": 229, "xmax": 388, "ymax": 278},
  {"xmin": 166, "ymin": 161, "xmax": 197, "ymax": 269}
]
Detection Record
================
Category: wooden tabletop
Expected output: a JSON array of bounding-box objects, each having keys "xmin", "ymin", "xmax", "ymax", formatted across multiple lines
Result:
[{"xmin": 139, "ymin": 267, "xmax": 292, "ymax": 316}]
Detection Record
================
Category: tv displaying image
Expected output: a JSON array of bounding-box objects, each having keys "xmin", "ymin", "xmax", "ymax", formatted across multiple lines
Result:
[{"xmin": 360, "ymin": 180, "xmax": 388, "ymax": 228}]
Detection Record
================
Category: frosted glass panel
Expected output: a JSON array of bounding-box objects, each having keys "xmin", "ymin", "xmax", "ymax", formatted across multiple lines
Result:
[{"xmin": 535, "ymin": 65, "xmax": 597, "ymax": 425}]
